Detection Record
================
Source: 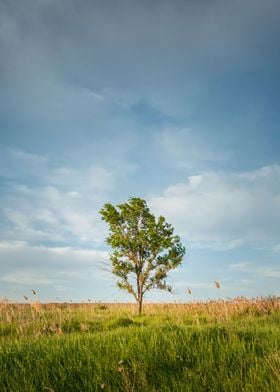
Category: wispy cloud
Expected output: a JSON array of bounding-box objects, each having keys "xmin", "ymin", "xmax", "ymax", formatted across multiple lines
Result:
[
  {"xmin": 229, "ymin": 261, "xmax": 280, "ymax": 279},
  {"xmin": 157, "ymin": 128, "xmax": 229, "ymax": 170},
  {"xmin": 1, "ymin": 271, "xmax": 54, "ymax": 285},
  {"xmin": 0, "ymin": 241, "xmax": 111, "ymax": 298},
  {"xmin": 0, "ymin": 147, "xmax": 120, "ymax": 246},
  {"xmin": 10, "ymin": 148, "xmax": 48, "ymax": 163},
  {"xmin": 255, "ymin": 266, "xmax": 280, "ymax": 279},
  {"xmin": 272, "ymin": 244, "xmax": 280, "ymax": 253},
  {"xmin": 229, "ymin": 262, "xmax": 253, "ymax": 271}
]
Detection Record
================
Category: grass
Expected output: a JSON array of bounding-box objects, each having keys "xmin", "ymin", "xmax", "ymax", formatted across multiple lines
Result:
[{"xmin": 0, "ymin": 298, "xmax": 279, "ymax": 391}]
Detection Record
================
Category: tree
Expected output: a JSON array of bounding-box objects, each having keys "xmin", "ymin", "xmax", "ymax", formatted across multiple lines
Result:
[{"xmin": 100, "ymin": 197, "xmax": 185, "ymax": 314}]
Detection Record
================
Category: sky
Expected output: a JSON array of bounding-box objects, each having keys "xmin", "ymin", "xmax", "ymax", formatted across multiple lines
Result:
[{"xmin": 0, "ymin": 0, "xmax": 279, "ymax": 302}]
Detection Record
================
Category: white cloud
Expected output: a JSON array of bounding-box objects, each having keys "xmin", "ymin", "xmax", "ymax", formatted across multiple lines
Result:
[
  {"xmin": 229, "ymin": 261, "xmax": 280, "ymax": 279},
  {"xmin": 0, "ymin": 147, "xmax": 118, "ymax": 246},
  {"xmin": 47, "ymin": 165, "xmax": 115, "ymax": 193},
  {"xmin": 0, "ymin": 146, "xmax": 49, "ymax": 180},
  {"xmin": 239, "ymin": 279, "xmax": 254, "ymax": 284},
  {"xmin": 0, "ymin": 240, "xmax": 28, "ymax": 249},
  {"xmin": 255, "ymin": 266, "xmax": 280, "ymax": 279},
  {"xmin": 10, "ymin": 148, "xmax": 48, "ymax": 163},
  {"xmin": 229, "ymin": 262, "xmax": 253, "ymax": 271},
  {"xmin": 0, "ymin": 241, "xmax": 110, "ymax": 287},
  {"xmin": 149, "ymin": 165, "xmax": 280, "ymax": 250},
  {"xmin": 272, "ymin": 244, "xmax": 280, "ymax": 253},
  {"xmin": 1, "ymin": 271, "xmax": 54, "ymax": 285},
  {"xmin": 184, "ymin": 282, "xmax": 214, "ymax": 289}
]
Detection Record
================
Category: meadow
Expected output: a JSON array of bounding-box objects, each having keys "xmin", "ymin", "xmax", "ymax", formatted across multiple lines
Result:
[{"xmin": 0, "ymin": 297, "xmax": 279, "ymax": 391}]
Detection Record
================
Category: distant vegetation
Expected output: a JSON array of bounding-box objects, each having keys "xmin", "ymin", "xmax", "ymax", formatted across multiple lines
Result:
[{"xmin": 0, "ymin": 297, "xmax": 279, "ymax": 391}]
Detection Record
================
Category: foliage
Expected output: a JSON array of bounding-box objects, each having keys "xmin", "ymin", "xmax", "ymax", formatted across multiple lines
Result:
[{"xmin": 100, "ymin": 197, "xmax": 185, "ymax": 313}]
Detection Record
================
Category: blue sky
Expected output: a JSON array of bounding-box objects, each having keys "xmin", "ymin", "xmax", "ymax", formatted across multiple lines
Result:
[{"xmin": 0, "ymin": 0, "xmax": 279, "ymax": 302}]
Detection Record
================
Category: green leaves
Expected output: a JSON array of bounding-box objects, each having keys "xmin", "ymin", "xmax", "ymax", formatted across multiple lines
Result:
[{"xmin": 100, "ymin": 197, "xmax": 185, "ymax": 312}]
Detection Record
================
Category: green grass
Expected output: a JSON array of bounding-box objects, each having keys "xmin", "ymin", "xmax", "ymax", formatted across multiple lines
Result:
[{"xmin": 0, "ymin": 299, "xmax": 279, "ymax": 391}]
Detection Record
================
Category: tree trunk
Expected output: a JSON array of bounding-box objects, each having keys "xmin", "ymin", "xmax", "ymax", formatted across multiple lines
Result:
[
  {"xmin": 138, "ymin": 297, "xmax": 143, "ymax": 315},
  {"xmin": 137, "ymin": 273, "xmax": 143, "ymax": 315}
]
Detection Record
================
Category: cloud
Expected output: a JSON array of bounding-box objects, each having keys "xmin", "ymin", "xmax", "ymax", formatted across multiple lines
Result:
[
  {"xmin": 229, "ymin": 261, "xmax": 280, "ymax": 279},
  {"xmin": 273, "ymin": 244, "xmax": 280, "ymax": 253},
  {"xmin": 2, "ymin": 183, "xmax": 105, "ymax": 245},
  {"xmin": 256, "ymin": 266, "xmax": 280, "ymax": 279},
  {"xmin": 47, "ymin": 165, "xmax": 115, "ymax": 193},
  {"xmin": 157, "ymin": 128, "xmax": 230, "ymax": 170},
  {"xmin": 229, "ymin": 262, "xmax": 253, "ymax": 271},
  {"xmin": 1, "ymin": 271, "xmax": 54, "ymax": 285},
  {"xmin": 0, "ymin": 147, "xmax": 119, "ymax": 246},
  {"xmin": 10, "ymin": 148, "xmax": 48, "ymax": 163},
  {"xmin": 0, "ymin": 146, "xmax": 49, "ymax": 181},
  {"xmin": 0, "ymin": 241, "xmax": 110, "ymax": 292},
  {"xmin": 149, "ymin": 165, "xmax": 280, "ymax": 250}
]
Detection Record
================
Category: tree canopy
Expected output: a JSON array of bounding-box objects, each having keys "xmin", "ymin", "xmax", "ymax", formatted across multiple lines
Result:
[{"xmin": 100, "ymin": 197, "xmax": 185, "ymax": 314}]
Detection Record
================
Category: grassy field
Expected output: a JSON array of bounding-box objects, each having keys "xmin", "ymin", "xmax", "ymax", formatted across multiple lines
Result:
[{"xmin": 0, "ymin": 297, "xmax": 279, "ymax": 391}]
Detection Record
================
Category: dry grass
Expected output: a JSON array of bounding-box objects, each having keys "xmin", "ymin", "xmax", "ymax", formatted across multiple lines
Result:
[{"xmin": 0, "ymin": 296, "xmax": 279, "ymax": 338}]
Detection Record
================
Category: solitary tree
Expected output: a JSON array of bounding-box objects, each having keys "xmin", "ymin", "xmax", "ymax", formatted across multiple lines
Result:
[{"xmin": 100, "ymin": 197, "xmax": 185, "ymax": 314}]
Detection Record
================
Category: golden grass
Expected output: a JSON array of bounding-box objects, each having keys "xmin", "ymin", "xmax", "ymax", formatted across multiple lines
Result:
[{"xmin": 1, "ymin": 295, "xmax": 279, "ymax": 333}]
